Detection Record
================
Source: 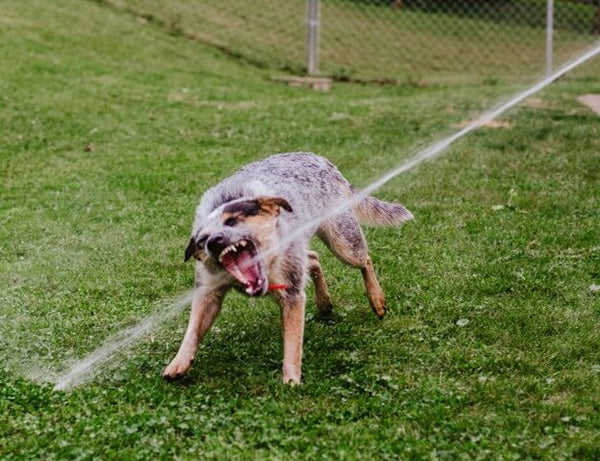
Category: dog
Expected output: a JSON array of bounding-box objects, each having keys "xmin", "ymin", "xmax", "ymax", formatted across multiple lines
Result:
[{"xmin": 163, "ymin": 152, "xmax": 413, "ymax": 384}]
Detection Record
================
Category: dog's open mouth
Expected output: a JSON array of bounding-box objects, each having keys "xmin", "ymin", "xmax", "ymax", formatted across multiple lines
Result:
[{"xmin": 217, "ymin": 239, "xmax": 266, "ymax": 296}]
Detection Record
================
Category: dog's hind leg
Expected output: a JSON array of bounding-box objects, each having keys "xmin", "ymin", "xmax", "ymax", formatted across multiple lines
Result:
[
  {"xmin": 359, "ymin": 257, "xmax": 387, "ymax": 318},
  {"xmin": 163, "ymin": 286, "xmax": 224, "ymax": 381},
  {"xmin": 318, "ymin": 212, "xmax": 387, "ymax": 318},
  {"xmin": 308, "ymin": 250, "xmax": 333, "ymax": 315}
]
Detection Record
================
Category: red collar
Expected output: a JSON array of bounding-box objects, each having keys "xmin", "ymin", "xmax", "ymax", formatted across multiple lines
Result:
[{"xmin": 268, "ymin": 284, "xmax": 289, "ymax": 291}]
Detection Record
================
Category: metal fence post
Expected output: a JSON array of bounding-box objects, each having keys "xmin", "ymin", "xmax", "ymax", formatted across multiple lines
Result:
[
  {"xmin": 306, "ymin": 0, "xmax": 321, "ymax": 75},
  {"xmin": 546, "ymin": 0, "xmax": 554, "ymax": 76}
]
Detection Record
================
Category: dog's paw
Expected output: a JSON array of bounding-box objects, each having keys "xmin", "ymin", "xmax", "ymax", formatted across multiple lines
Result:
[
  {"xmin": 316, "ymin": 298, "xmax": 334, "ymax": 315},
  {"xmin": 282, "ymin": 370, "xmax": 301, "ymax": 386},
  {"xmin": 162, "ymin": 359, "xmax": 192, "ymax": 381},
  {"xmin": 370, "ymin": 296, "xmax": 386, "ymax": 319},
  {"xmin": 375, "ymin": 304, "xmax": 387, "ymax": 319}
]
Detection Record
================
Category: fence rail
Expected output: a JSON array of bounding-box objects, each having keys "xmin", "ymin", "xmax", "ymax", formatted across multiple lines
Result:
[{"xmin": 103, "ymin": 0, "xmax": 600, "ymax": 84}]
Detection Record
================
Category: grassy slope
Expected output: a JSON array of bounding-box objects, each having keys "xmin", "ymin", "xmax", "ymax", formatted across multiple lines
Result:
[
  {"xmin": 100, "ymin": 0, "xmax": 599, "ymax": 83},
  {"xmin": 1, "ymin": 0, "xmax": 600, "ymax": 458}
]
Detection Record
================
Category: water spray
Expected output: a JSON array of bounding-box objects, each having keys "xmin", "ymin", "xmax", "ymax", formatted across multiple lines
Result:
[
  {"xmin": 52, "ymin": 42, "xmax": 600, "ymax": 391},
  {"xmin": 53, "ymin": 292, "xmax": 193, "ymax": 391}
]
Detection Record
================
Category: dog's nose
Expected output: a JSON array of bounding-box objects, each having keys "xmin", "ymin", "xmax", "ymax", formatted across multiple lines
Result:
[{"xmin": 206, "ymin": 233, "xmax": 226, "ymax": 255}]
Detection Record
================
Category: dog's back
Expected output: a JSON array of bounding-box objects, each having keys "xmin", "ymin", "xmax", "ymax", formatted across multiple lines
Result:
[{"xmin": 194, "ymin": 152, "xmax": 412, "ymax": 234}]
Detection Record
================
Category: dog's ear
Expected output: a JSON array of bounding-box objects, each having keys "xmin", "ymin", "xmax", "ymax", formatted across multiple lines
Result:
[
  {"xmin": 184, "ymin": 237, "xmax": 197, "ymax": 262},
  {"xmin": 255, "ymin": 196, "xmax": 293, "ymax": 215}
]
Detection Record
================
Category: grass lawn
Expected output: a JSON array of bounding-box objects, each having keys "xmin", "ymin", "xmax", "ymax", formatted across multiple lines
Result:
[{"xmin": 1, "ymin": 0, "xmax": 600, "ymax": 458}]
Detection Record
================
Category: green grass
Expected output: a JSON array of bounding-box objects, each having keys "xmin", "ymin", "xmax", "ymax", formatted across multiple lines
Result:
[
  {"xmin": 2, "ymin": 0, "xmax": 600, "ymax": 458},
  {"xmin": 99, "ymin": 0, "xmax": 600, "ymax": 83}
]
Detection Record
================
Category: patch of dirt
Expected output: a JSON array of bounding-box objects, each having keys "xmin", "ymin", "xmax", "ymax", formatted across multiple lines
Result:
[
  {"xmin": 454, "ymin": 119, "xmax": 512, "ymax": 129},
  {"xmin": 577, "ymin": 94, "xmax": 600, "ymax": 115},
  {"xmin": 522, "ymin": 97, "xmax": 552, "ymax": 109}
]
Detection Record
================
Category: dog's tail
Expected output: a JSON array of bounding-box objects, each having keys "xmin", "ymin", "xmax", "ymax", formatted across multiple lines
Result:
[{"xmin": 354, "ymin": 195, "xmax": 413, "ymax": 226}]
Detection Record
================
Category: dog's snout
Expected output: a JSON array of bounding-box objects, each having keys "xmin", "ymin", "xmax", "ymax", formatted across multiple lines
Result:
[{"xmin": 206, "ymin": 233, "xmax": 226, "ymax": 255}]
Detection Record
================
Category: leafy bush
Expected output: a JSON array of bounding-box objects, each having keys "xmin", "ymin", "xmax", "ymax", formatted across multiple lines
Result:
[{"xmin": 344, "ymin": 0, "xmax": 599, "ymax": 33}]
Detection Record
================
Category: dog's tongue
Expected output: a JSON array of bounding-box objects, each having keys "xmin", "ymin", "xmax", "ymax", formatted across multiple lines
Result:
[{"xmin": 220, "ymin": 249, "xmax": 265, "ymax": 296}]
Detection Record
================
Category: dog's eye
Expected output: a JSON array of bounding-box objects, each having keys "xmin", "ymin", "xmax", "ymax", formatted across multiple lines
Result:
[{"xmin": 223, "ymin": 217, "xmax": 237, "ymax": 227}]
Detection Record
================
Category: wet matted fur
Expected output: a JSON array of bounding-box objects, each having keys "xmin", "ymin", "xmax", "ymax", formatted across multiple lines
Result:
[{"xmin": 163, "ymin": 152, "xmax": 413, "ymax": 384}]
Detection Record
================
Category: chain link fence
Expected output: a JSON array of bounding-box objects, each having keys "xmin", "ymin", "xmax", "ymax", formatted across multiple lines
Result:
[
  {"xmin": 318, "ymin": 0, "xmax": 600, "ymax": 83},
  {"xmin": 101, "ymin": 0, "xmax": 599, "ymax": 84}
]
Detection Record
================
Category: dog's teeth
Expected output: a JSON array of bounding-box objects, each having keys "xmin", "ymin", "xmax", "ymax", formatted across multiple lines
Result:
[{"xmin": 218, "ymin": 242, "xmax": 249, "ymax": 262}]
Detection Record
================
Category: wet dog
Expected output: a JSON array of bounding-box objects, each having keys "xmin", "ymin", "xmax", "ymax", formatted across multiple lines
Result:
[{"xmin": 163, "ymin": 152, "xmax": 412, "ymax": 384}]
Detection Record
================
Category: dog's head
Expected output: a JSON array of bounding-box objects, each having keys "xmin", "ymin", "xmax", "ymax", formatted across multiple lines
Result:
[{"xmin": 185, "ymin": 196, "xmax": 293, "ymax": 296}]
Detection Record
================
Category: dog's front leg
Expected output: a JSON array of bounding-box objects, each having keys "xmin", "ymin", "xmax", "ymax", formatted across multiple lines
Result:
[
  {"xmin": 163, "ymin": 287, "xmax": 224, "ymax": 381},
  {"xmin": 279, "ymin": 292, "xmax": 306, "ymax": 385}
]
